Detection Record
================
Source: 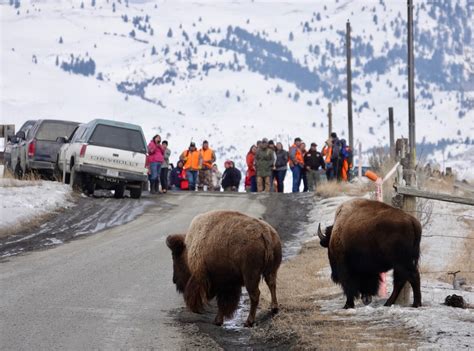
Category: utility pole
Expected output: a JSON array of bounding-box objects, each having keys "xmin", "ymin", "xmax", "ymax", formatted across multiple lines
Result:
[
  {"xmin": 346, "ymin": 20, "xmax": 354, "ymax": 149},
  {"xmin": 328, "ymin": 102, "xmax": 333, "ymax": 137},
  {"xmin": 397, "ymin": 0, "xmax": 417, "ymax": 306},
  {"xmin": 389, "ymin": 107, "xmax": 395, "ymax": 158},
  {"xmin": 407, "ymin": 0, "xmax": 416, "ymax": 164}
]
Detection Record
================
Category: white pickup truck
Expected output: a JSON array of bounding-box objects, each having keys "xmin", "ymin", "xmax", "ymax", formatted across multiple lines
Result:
[{"xmin": 57, "ymin": 119, "xmax": 148, "ymax": 199}]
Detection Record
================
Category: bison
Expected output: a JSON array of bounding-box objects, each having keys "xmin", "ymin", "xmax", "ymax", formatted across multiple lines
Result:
[
  {"xmin": 318, "ymin": 198, "xmax": 422, "ymax": 309},
  {"xmin": 166, "ymin": 210, "xmax": 282, "ymax": 327}
]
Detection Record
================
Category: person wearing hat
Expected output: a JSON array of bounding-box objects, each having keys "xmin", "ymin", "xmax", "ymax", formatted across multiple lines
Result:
[
  {"xmin": 198, "ymin": 140, "xmax": 216, "ymax": 191},
  {"xmin": 147, "ymin": 134, "xmax": 164, "ymax": 194},
  {"xmin": 274, "ymin": 142, "xmax": 288, "ymax": 193},
  {"xmin": 255, "ymin": 138, "xmax": 275, "ymax": 192},
  {"xmin": 180, "ymin": 142, "xmax": 200, "ymax": 191},
  {"xmin": 304, "ymin": 142, "xmax": 326, "ymax": 191}
]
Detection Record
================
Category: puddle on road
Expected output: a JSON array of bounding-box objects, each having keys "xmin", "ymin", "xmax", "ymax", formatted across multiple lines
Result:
[{"xmin": 0, "ymin": 193, "xmax": 163, "ymax": 258}]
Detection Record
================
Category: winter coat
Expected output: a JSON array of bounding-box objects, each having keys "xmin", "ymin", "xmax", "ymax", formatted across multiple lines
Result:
[
  {"xmin": 211, "ymin": 169, "xmax": 222, "ymax": 189},
  {"xmin": 221, "ymin": 167, "xmax": 241, "ymax": 190},
  {"xmin": 148, "ymin": 141, "xmax": 164, "ymax": 163},
  {"xmin": 304, "ymin": 150, "xmax": 326, "ymax": 171},
  {"xmin": 162, "ymin": 148, "xmax": 171, "ymax": 168},
  {"xmin": 289, "ymin": 144, "xmax": 304, "ymax": 168},
  {"xmin": 170, "ymin": 166, "xmax": 183, "ymax": 188},
  {"xmin": 246, "ymin": 152, "xmax": 256, "ymax": 177},
  {"xmin": 274, "ymin": 149, "xmax": 289, "ymax": 171},
  {"xmin": 255, "ymin": 147, "xmax": 275, "ymax": 177}
]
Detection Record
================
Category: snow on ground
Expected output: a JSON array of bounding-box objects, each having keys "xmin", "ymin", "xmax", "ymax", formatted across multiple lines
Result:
[
  {"xmin": 312, "ymin": 195, "xmax": 474, "ymax": 349},
  {"xmin": 0, "ymin": 178, "xmax": 74, "ymax": 234}
]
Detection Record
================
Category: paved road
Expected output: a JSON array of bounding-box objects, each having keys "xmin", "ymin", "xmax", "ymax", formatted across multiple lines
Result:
[{"xmin": 0, "ymin": 193, "xmax": 266, "ymax": 350}]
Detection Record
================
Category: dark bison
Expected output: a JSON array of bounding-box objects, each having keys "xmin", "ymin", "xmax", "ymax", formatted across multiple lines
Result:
[
  {"xmin": 166, "ymin": 210, "xmax": 282, "ymax": 327},
  {"xmin": 318, "ymin": 198, "xmax": 422, "ymax": 309}
]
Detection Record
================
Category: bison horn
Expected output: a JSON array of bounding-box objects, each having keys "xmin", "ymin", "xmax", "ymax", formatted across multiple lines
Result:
[{"xmin": 317, "ymin": 223, "xmax": 326, "ymax": 241}]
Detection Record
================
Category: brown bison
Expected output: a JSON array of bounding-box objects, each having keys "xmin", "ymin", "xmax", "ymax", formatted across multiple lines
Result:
[
  {"xmin": 318, "ymin": 198, "xmax": 422, "ymax": 309},
  {"xmin": 166, "ymin": 210, "xmax": 282, "ymax": 327}
]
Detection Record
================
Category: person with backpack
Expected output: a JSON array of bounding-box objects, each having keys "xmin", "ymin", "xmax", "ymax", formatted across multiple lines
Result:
[
  {"xmin": 147, "ymin": 135, "xmax": 164, "ymax": 194},
  {"xmin": 289, "ymin": 137, "xmax": 305, "ymax": 192},
  {"xmin": 330, "ymin": 132, "xmax": 343, "ymax": 182},
  {"xmin": 170, "ymin": 160, "xmax": 189, "ymax": 190},
  {"xmin": 340, "ymin": 139, "xmax": 353, "ymax": 182},
  {"xmin": 304, "ymin": 143, "xmax": 326, "ymax": 191},
  {"xmin": 255, "ymin": 138, "xmax": 275, "ymax": 192},
  {"xmin": 160, "ymin": 140, "xmax": 171, "ymax": 193},
  {"xmin": 180, "ymin": 142, "xmax": 200, "ymax": 191},
  {"xmin": 198, "ymin": 140, "xmax": 216, "ymax": 191},
  {"xmin": 221, "ymin": 160, "xmax": 241, "ymax": 191},
  {"xmin": 273, "ymin": 142, "xmax": 288, "ymax": 193}
]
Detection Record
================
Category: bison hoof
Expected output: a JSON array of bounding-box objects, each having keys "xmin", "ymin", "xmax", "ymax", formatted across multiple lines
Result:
[
  {"xmin": 213, "ymin": 318, "xmax": 224, "ymax": 326},
  {"xmin": 244, "ymin": 320, "xmax": 254, "ymax": 328},
  {"xmin": 412, "ymin": 302, "xmax": 422, "ymax": 308},
  {"xmin": 271, "ymin": 307, "xmax": 279, "ymax": 315},
  {"xmin": 343, "ymin": 303, "xmax": 355, "ymax": 309},
  {"xmin": 362, "ymin": 295, "xmax": 372, "ymax": 306}
]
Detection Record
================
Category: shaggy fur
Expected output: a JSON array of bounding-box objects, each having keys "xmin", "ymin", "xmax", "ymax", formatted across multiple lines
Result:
[
  {"xmin": 319, "ymin": 199, "xmax": 422, "ymax": 309},
  {"xmin": 167, "ymin": 210, "xmax": 282, "ymax": 327}
]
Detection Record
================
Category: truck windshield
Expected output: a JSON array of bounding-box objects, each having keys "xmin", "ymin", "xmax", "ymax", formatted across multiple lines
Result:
[
  {"xmin": 36, "ymin": 121, "xmax": 79, "ymax": 141},
  {"xmin": 88, "ymin": 124, "xmax": 146, "ymax": 154}
]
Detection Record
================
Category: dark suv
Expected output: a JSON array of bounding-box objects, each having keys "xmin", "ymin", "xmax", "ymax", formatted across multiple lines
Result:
[{"xmin": 9, "ymin": 119, "xmax": 79, "ymax": 178}]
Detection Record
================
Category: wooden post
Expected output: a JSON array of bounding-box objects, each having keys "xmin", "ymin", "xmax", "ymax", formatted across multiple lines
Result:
[
  {"xmin": 346, "ymin": 20, "xmax": 354, "ymax": 149},
  {"xmin": 389, "ymin": 107, "xmax": 395, "ymax": 158},
  {"xmin": 328, "ymin": 102, "xmax": 332, "ymax": 137}
]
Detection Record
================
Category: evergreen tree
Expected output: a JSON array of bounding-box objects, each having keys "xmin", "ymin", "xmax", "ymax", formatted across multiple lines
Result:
[
  {"xmin": 55, "ymin": 56, "xmax": 59, "ymax": 66},
  {"xmin": 151, "ymin": 46, "xmax": 157, "ymax": 55},
  {"xmin": 225, "ymin": 90, "xmax": 230, "ymax": 98},
  {"xmin": 129, "ymin": 30, "xmax": 136, "ymax": 38},
  {"xmin": 91, "ymin": 0, "xmax": 95, "ymax": 6},
  {"xmin": 167, "ymin": 28, "xmax": 173, "ymax": 38},
  {"xmin": 59, "ymin": 36, "xmax": 63, "ymax": 44},
  {"xmin": 289, "ymin": 32, "xmax": 294, "ymax": 41},
  {"xmin": 80, "ymin": 2, "xmax": 84, "ymax": 9},
  {"xmin": 112, "ymin": 3, "xmax": 116, "ymax": 12}
]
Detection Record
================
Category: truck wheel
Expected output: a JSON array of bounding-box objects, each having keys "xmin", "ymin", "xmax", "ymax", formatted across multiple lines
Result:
[
  {"xmin": 114, "ymin": 184, "xmax": 125, "ymax": 199},
  {"xmin": 70, "ymin": 166, "xmax": 84, "ymax": 192},
  {"xmin": 130, "ymin": 187, "xmax": 142, "ymax": 199},
  {"xmin": 84, "ymin": 181, "xmax": 96, "ymax": 196}
]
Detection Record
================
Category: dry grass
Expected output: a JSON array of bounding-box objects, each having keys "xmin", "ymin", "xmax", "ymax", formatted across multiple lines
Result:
[
  {"xmin": 253, "ymin": 240, "xmax": 422, "ymax": 350},
  {"xmin": 0, "ymin": 211, "xmax": 56, "ymax": 239},
  {"xmin": 315, "ymin": 181, "xmax": 373, "ymax": 199},
  {"xmin": 0, "ymin": 177, "xmax": 42, "ymax": 188}
]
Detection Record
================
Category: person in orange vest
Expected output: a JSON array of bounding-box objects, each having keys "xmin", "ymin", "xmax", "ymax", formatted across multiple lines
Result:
[
  {"xmin": 180, "ymin": 142, "xmax": 200, "ymax": 191},
  {"xmin": 198, "ymin": 140, "xmax": 216, "ymax": 191},
  {"xmin": 289, "ymin": 137, "xmax": 304, "ymax": 192},
  {"xmin": 322, "ymin": 137, "xmax": 333, "ymax": 181},
  {"xmin": 340, "ymin": 139, "xmax": 353, "ymax": 182}
]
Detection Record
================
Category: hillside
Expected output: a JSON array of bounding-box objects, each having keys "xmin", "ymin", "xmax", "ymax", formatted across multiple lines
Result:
[{"xmin": 1, "ymin": 0, "xmax": 472, "ymax": 178}]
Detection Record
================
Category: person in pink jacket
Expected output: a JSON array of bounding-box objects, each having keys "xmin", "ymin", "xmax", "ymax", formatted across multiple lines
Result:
[{"xmin": 147, "ymin": 135, "xmax": 164, "ymax": 194}]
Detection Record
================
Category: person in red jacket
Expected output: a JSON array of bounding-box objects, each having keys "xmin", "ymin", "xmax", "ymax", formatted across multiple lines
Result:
[{"xmin": 246, "ymin": 145, "xmax": 257, "ymax": 192}]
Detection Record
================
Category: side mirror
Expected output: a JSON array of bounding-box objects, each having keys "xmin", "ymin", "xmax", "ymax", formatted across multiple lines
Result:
[
  {"xmin": 56, "ymin": 136, "xmax": 69, "ymax": 144},
  {"xmin": 16, "ymin": 131, "xmax": 26, "ymax": 141}
]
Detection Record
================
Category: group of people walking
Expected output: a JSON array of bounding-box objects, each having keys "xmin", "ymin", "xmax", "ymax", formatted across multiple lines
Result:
[{"xmin": 146, "ymin": 131, "xmax": 353, "ymax": 194}]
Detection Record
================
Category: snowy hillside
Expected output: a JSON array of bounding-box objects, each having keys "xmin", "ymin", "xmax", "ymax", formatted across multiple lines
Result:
[{"xmin": 1, "ymin": 0, "xmax": 472, "ymax": 177}]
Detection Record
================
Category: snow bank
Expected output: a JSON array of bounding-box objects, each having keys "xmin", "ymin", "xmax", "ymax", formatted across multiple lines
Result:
[
  {"xmin": 0, "ymin": 179, "xmax": 74, "ymax": 233},
  {"xmin": 311, "ymin": 195, "xmax": 474, "ymax": 349}
]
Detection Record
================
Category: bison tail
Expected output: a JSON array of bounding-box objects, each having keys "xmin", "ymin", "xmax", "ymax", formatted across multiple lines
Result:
[
  {"xmin": 411, "ymin": 218, "xmax": 422, "ymax": 267},
  {"xmin": 184, "ymin": 274, "xmax": 209, "ymax": 313}
]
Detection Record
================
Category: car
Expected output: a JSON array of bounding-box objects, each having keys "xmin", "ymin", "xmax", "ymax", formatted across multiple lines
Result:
[
  {"xmin": 9, "ymin": 119, "xmax": 79, "ymax": 179},
  {"xmin": 3, "ymin": 120, "xmax": 36, "ymax": 176},
  {"xmin": 57, "ymin": 119, "xmax": 148, "ymax": 199}
]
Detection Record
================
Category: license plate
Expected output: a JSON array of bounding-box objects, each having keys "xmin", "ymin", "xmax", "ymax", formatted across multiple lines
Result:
[{"xmin": 107, "ymin": 169, "xmax": 119, "ymax": 177}]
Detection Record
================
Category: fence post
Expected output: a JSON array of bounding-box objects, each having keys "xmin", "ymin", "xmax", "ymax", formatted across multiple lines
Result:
[{"xmin": 358, "ymin": 142, "xmax": 362, "ymax": 179}]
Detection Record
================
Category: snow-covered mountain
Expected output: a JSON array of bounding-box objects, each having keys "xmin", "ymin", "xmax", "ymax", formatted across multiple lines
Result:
[{"xmin": 1, "ymin": 0, "xmax": 473, "ymax": 178}]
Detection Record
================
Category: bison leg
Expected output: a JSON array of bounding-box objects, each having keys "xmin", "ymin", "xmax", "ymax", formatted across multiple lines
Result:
[
  {"xmin": 215, "ymin": 285, "xmax": 242, "ymax": 326},
  {"xmin": 408, "ymin": 269, "xmax": 422, "ymax": 308},
  {"xmin": 244, "ymin": 278, "xmax": 260, "ymax": 327},
  {"xmin": 264, "ymin": 273, "xmax": 279, "ymax": 314},
  {"xmin": 384, "ymin": 268, "xmax": 407, "ymax": 306}
]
